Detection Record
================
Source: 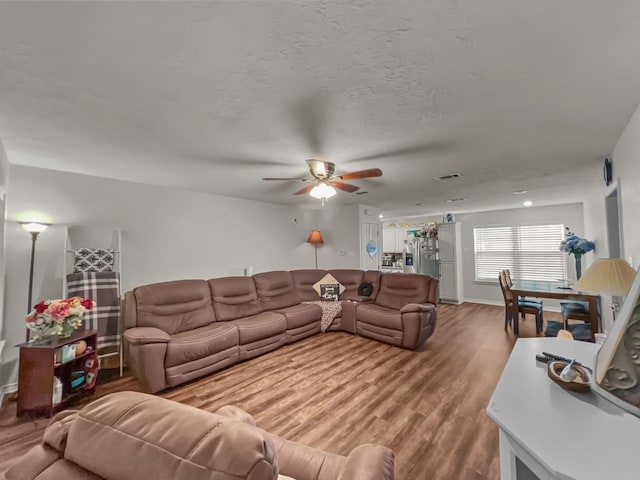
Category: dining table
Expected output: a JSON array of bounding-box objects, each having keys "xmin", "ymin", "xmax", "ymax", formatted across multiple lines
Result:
[{"xmin": 509, "ymin": 279, "xmax": 600, "ymax": 338}]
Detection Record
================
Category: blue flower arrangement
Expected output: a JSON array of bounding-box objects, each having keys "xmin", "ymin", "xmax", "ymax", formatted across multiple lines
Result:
[{"xmin": 559, "ymin": 227, "xmax": 595, "ymax": 259}]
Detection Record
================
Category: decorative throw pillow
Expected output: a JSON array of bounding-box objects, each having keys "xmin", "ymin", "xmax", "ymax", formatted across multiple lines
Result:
[
  {"xmin": 312, "ymin": 273, "xmax": 345, "ymax": 302},
  {"xmin": 74, "ymin": 248, "xmax": 115, "ymax": 273},
  {"xmin": 357, "ymin": 281, "xmax": 374, "ymax": 297}
]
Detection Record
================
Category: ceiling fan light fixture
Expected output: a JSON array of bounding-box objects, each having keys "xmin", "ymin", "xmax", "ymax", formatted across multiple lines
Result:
[{"xmin": 310, "ymin": 182, "xmax": 337, "ymax": 199}]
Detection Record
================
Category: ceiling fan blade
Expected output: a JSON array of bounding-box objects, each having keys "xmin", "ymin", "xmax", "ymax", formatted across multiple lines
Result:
[
  {"xmin": 337, "ymin": 168, "xmax": 383, "ymax": 180},
  {"xmin": 306, "ymin": 159, "xmax": 335, "ymax": 179},
  {"xmin": 262, "ymin": 177, "xmax": 309, "ymax": 182},
  {"xmin": 348, "ymin": 141, "xmax": 452, "ymax": 163},
  {"xmin": 332, "ymin": 181, "xmax": 360, "ymax": 193},
  {"xmin": 292, "ymin": 92, "xmax": 331, "ymax": 154},
  {"xmin": 293, "ymin": 184, "xmax": 316, "ymax": 195}
]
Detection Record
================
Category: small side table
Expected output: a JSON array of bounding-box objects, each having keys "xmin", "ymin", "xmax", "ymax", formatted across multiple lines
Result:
[{"xmin": 16, "ymin": 328, "xmax": 98, "ymax": 417}]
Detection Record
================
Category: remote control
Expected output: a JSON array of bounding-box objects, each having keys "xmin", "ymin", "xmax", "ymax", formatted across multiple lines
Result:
[{"xmin": 536, "ymin": 352, "xmax": 580, "ymax": 365}]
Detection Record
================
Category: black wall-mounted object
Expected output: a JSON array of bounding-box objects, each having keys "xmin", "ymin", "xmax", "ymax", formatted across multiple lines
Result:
[{"xmin": 603, "ymin": 158, "xmax": 613, "ymax": 186}]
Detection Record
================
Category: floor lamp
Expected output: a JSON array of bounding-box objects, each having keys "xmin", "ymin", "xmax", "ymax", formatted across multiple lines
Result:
[
  {"xmin": 306, "ymin": 230, "xmax": 324, "ymax": 269},
  {"xmin": 21, "ymin": 222, "xmax": 49, "ymax": 313}
]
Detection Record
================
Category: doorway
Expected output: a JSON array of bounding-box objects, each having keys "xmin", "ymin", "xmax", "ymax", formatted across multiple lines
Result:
[{"xmin": 605, "ymin": 187, "xmax": 622, "ymax": 258}]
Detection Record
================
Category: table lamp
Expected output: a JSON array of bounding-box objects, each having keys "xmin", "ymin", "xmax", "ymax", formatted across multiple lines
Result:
[
  {"xmin": 306, "ymin": 230, "xmax": 324, "ymax": 269},
  {"xmin": 576, "ymin": 258, "xmax": 636, "ymax": 321}
]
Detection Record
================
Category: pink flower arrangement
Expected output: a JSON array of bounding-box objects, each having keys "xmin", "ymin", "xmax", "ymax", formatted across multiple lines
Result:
[{"xmin": 26, "ymin": 297, "xmax": 95, "ymax": 340}]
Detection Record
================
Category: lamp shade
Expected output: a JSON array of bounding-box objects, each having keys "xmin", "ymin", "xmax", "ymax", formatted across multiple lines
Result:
[
  {"xmin": 575, "ymin": 258, "xmax": 636, "ymax": 296},
  {"xmin": 21, "ymin": 222, "xmax": 49, "ymax": 234},
  {"xmin": 309, "ymin": 183, "xmax": 337, "ymax": 199},
  {"xmin": 306, "ymin": 230, "xmax": 324, "ymax": 245}
]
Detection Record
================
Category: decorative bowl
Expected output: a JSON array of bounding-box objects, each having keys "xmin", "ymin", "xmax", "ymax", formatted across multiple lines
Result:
[{"xmin": 547, "ymin": 360, "xmax": 591, "ymax": 393}]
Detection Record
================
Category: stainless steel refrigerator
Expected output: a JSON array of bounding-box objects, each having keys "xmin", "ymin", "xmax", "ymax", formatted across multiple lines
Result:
[{"xmin": 403, "ymin": 236, "xmax": 440, "ymax": 278}]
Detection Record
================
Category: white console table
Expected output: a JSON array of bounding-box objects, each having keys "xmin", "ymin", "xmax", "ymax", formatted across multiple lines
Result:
[{"xmin": 487, "ymin": 337, "xmax": 640, "ymax": 480}]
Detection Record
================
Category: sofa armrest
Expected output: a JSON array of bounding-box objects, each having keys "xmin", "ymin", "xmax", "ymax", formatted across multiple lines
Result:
[
  {"xmin": 350, "ymin": 297, "xmax": 374, "ymax": 303},
  {"xmin": 123, "ymin": 328, "xmax": 170, "ymax": 393},
  {"xmin": 214, "ymin": 405, "xmax": 257, "ymax": 426},
  {"xmin": 400, "ymin": 303, "xmax": 436, "ymax": 314},
  {"xmin": 400, "ymin": 304, "xmax": 437, "ymax": 349},
  {"xmin": 123, "ymin": 327, "xmax": 170, "ymax": 345},
  {"xmin": 337, "ymin": 444, "xmax": 395, "ymax": 480}
]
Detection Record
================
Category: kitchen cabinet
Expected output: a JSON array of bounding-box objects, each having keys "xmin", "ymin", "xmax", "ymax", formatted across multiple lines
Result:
[
  {"xmin": 382, "ymin": 228, "xmax": 409, "ymax": 253},
  {"xmin": 438, "ymin": 222, "xmax": 463, "ymax": 303}
]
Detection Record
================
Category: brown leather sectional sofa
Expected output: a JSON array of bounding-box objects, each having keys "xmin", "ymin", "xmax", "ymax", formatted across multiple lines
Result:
[
  {"xmin": 123, "ymin": 269, "xmax": 439, "ymax": 393},
  {"xmin": 5, "ymin": 391, "xmax": 395, "ymax": 480}
]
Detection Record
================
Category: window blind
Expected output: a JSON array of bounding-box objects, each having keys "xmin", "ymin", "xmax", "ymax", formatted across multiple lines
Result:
[{"xmin": 474, "ymin": 224, "xmax": 566, "ymax": 282}]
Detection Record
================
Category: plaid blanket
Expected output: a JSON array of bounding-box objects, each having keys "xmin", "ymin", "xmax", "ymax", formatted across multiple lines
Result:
[{"xmin": 66, "ymin": 272, "xmax": 121, "ymax": 352}]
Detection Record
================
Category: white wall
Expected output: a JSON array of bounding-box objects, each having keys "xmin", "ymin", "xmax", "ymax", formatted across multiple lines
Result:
[
  {"xmin": 458, "ymin": 204, "xmax": 585, "ymax": 306},
  {"xmin": 315, "ymin": 204, "xmax": 360, "ymax": 270},
  {"xmin": 0, "ymin": 140, "xmax": 8, "ymax": 367},
  {"xmin": 611, "ymin": 103, "xmax": 640, "ymax": 266},
  {"xmin": 1, "ymin": 165, "xmax": 320, "ymax": 386}
]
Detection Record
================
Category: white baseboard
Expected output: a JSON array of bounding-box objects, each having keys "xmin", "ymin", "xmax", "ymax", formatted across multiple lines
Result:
[
  {"xmin": 0, "ymin": 382, "xmax": 18, "ymax": 408},
  {"xmin": 462, "ymin": 298, "xmax": 561, "ymax": 313},
  {"xmin": 463, "ymin": 298, "xmax": 504, "ymax": 307}
]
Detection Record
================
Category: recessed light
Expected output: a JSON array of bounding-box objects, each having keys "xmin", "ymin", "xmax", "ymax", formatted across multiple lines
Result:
[
  {"xmin": 513, "ymin": 190, "xmax": 528, "ymax": 195},
  {"xmin": 379, "ymin": 214, "xmax": 383, "ymax": 219},
  {"xmin": 523, "ymin": 200, "xmax": 533, "ymax": 207},
  {"xmin": 446, "ymin": 198, "xmax": 465, "ymax": 203}
]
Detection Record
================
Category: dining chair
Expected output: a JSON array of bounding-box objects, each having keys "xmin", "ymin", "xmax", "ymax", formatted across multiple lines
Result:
[
  {"xmin": 561, "ymin": 300, "xmax": 591, "ymax": 328},
  {"xmin": 499, "ymin": 271, "xmax": 543, "ymax": 335},
  {"xmin": 503, "ymin": 269, "xmax": 543, "ymax": 317}
]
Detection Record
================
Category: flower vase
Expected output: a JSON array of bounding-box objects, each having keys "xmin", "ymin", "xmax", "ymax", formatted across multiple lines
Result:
[
  {"xmin": 574, "ymin": 254, "xmax": 582, "ymax": 280},
  {"xmin": 60, "ymin": 319, "xmax": 75, "ymax": 338}
]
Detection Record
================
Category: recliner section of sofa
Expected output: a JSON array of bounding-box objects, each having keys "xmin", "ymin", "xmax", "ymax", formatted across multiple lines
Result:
[
  {"xmin": 5, "ymin": 392, "xmax": 395, "ymax": 480},
  {"xmin": 355, "ymin": 273, "xmax": 438, "ymax": 350},
  {"xmin": 123, "ymin": 270, "xmax": 438, "ymax": 393}
]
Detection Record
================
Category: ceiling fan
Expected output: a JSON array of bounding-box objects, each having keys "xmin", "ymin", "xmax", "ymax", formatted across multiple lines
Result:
[{"xmin": 263, "ymin": 159, "xmax": 382, "ymax": 200}]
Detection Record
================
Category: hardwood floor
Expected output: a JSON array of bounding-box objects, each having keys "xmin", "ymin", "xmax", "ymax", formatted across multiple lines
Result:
[{"xmin": 0, "ymin": 303, "xmax": 560, "ymax": 479}]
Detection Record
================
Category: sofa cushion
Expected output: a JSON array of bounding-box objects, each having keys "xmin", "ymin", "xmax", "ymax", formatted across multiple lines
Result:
[
  {"xmin": 276, "ymin": 303, "xmax": 322, "ymax": 330},
  {"xmin": 312, "ymin": 273, "xmax": 345, "ymax": 301},
  {"xmin": 134, "ymin": 280, "xmax": 215, "ymax": 335},
  {"xmin": 233, "ymin": 312, "xmax": 287, "ymax": 344},
  {"xmin": 290, "ymin": 270, "xmax": 328, "ymax": 301},
  {"xmin": 209, "ymin": 277, "xmax": 263, "ymax": 321},
  {"xmin": 374, "ymin": 274, "xmax": 430, "ymax": 310},
  {"xmin": 165, "ymin": 322, "xmax": 238, "ymax": 367},
  {"xmin": 64, "ymin": 392, "xmax": 278, "ymax": 480},
  {"xmin": 253, "ymin": 271, "xmax": 301, "ymax": 311},
  {"xmin": 355, "ymin": 303, "xmax": 402, "ymax": 331},
  {"xmin": 328, "ymin": 270, "xmax": 365, "ymax": 301}
]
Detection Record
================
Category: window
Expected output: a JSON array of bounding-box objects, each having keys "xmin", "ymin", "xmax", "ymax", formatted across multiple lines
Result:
[{"xmin": 474, "ymin": 224, "xmax": 566, "ymax": 282}]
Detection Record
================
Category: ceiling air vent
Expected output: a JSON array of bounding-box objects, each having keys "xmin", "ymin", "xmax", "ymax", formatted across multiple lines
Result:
[
  {"xmin": 432, "ymin": 172, "xmax": 463, "ymax": 181},
  {"xmin": 354, "ymin": 191, "xmax": 369, "ymax": 195},
  {"xmin": 446, "ymin": 197, "xmax": 465, "ymax": 203}
]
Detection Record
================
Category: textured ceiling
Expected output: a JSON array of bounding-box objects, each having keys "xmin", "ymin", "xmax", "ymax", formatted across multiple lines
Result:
[{"xmin": 1, "ymin": 1, "xmax": 639, "ymax": 217}]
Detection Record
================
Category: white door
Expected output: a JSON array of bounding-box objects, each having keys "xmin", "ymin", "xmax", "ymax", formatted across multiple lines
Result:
[
  {"xmin": 438, "ymin": 224, "xmax": 455, "ymax": 261},
  {"xmin": 440, "ymin": 261, "xmax": 457, "ymax": 301},
  {"xmin": 361, "ymin": 222, "xmax": 381, "ymax": 270}
]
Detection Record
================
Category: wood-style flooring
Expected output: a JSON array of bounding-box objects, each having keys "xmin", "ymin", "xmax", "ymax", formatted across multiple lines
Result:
[{"xmin": 0, "ymin": 303, "xmax": 561, "ymax": 479}]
